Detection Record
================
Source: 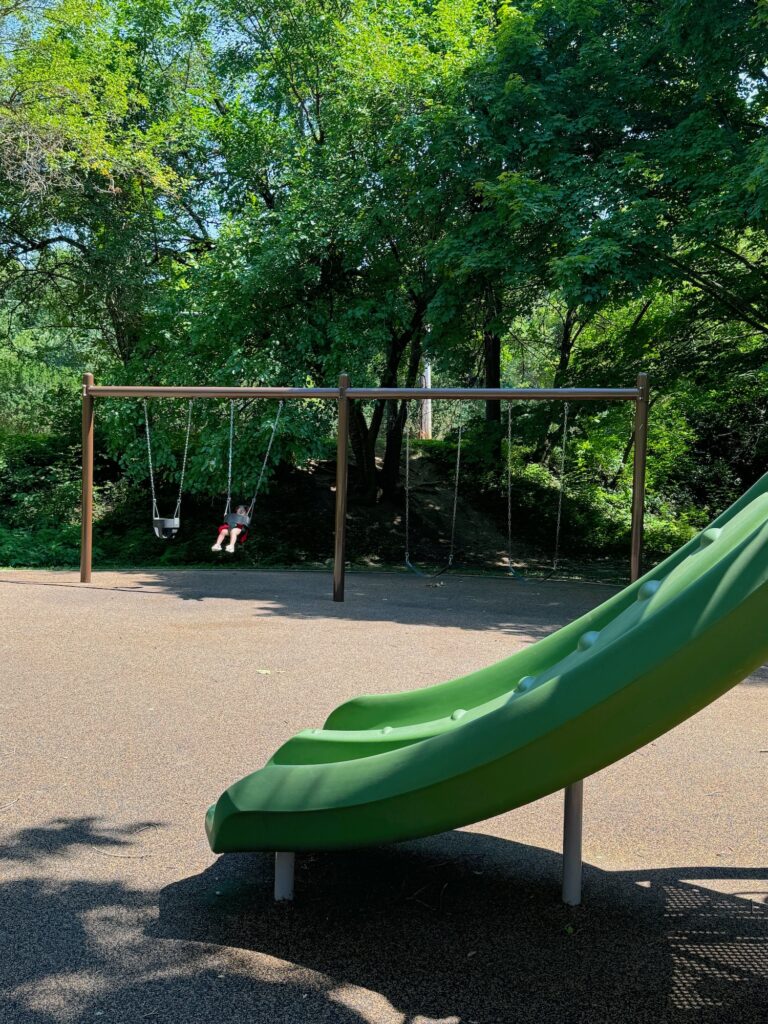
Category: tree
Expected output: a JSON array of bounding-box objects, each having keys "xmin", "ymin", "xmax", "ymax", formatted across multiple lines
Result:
[
  {"xmin": 175, "ymin": 0, "xmax": 497, "ymax": 499},
  {"xmin": 0, "ymin": 0, "xmax": 217, "ymax": 365}
]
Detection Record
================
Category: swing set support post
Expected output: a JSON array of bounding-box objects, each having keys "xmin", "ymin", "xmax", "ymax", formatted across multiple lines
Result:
[
  {"xmin": 80, "ymin": 372, "xmax": 95, "ymax": 583},
  {"xmin": 333, "ymin": 373, "xmax": 351, "ymax": 603}
]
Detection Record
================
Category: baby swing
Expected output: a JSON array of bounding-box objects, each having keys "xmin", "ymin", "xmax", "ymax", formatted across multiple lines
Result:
[{"xmin": 143, "ymin": 399, "xmax": 193, "ymax": 539}]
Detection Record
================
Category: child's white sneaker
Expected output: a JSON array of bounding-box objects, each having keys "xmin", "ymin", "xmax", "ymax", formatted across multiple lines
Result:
[
  {"xmin": 211, "ymin": 542, "xmax": 222, "ymax": 552},
  {"xmin": 225, "ymin": 542, "xmax": 236, "ymax": 553}
]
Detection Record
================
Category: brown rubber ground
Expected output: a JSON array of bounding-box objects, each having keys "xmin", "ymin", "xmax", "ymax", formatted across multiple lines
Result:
[{"xmin": 1, "ymin": 569, "xmax": 766, "ymax": 1024}]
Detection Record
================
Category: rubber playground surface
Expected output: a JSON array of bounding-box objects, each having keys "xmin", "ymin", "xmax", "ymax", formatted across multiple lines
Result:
[{"xmin": 1, "ymin": 569, "xmax": 766, "ymax": 1024}]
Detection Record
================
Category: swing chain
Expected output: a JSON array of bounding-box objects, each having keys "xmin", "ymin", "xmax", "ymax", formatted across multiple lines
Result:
[
  {"xmin": 143, "ymin": 400, "xmax": 159, "ymax": 519},
  {"xmin": 507, "ymin": 403, "xmax": 514, "ymax": 575},
  {"xmin": 248, "ymin": 400, "xmax": 284, "ymax": 517},
  {"xmin": 174, "ymin": 400, "xmax": 193, "ymax": 519},
  {"xmin": 404, "ymin": 411, "xmax": 412, "ymax": 564},
  {"xmin": 552, "ymin": 402, "xmax": 570, "ymax": 572},
  {"xmin": 404, "ymin": 399, "xmax": 462, "ymax": 577},
  {"xmin": 225, "ymin": 399, "xmax": 235, "ymax": 518},
  {"xmin": 144, "ymin": 398, "xmax": 193, "ymax": 524},
  {"xmin": 224, "ymin": 399, "xmax": 284, "ymax": 521},
  {"xmin": 448, "ymin": 420, "xmax": 462, "ymax": 567}
]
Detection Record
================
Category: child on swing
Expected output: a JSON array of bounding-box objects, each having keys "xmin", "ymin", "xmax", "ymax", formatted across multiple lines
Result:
[{"xmin": 212, "ymin": 505, "xmax": 249, "ymax": 553}]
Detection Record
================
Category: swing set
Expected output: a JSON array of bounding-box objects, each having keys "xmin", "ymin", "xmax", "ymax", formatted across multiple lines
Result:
[
  {"xmin": 80, "ymin": 372, "xmax": 649, "ymax": 600},
  {"xmin": 403, "ymin": 401, "xmax": 571, "ymax": 580},
  {"xmin": 141, "ymin": 396, "xmax": 285, "ymax": 544}
]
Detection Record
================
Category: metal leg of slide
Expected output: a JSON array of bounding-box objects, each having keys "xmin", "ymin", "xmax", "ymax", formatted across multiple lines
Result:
[
  {"xmin": 274, "ymin": 852, "xmax": 295, "ymax": 902},
  {"xmin": 562, "ymin": 781, "xmax": 584, "ymax": 906}
]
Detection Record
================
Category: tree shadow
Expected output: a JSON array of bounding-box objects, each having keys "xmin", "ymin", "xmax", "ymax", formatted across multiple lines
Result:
[
  {"xmin": 1, "ymin": 817, "xmax": 766, "ymax": 1023},
  {"xmin": 93, "ymin": 568, "xmax": 621, "ymax": 637},
  {"xmin": 5, "ymin": 570, "xmax": 768, "ymax": 676},
  {"xmin": 0, "ymin": 817, "xmax": 366, "ymax": 1024},
  {"xmin": 0, "ymin": 567, "xmax": 622, "ymax": 637},
  {"xmin": 153, "ymin": 832, "xmax": 768, "ymax": 1024},
  {"xmin": 746, "ymin": 662, "xmax": 768, "ymax": 686},
  {"xmin": 0, "ymin": 815, "xmax": 164, "ymax": 862}
]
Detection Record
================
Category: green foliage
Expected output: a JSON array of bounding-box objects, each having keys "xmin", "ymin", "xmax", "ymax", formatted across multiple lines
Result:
[
  {"xmin": 0, "ymin": 428, "xmax": 81, "ymax": 566},
  {"xmin": 0, "ymin": 432, "xmax": 80, "ymax": 523},
  {"xmin": 0, "ymin": 0, "xmax": 766, "ymax": 574}
]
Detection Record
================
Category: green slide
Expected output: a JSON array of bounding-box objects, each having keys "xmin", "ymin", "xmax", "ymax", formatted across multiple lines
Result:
[{"xmin": 206, "ymin": 473, "xmax": 768, "ymax": 855}]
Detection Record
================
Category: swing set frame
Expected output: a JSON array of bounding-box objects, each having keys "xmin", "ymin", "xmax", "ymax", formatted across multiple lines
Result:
[{"xmin": 80, "ymin": 371, "xmax": 649, "ymax": 599}]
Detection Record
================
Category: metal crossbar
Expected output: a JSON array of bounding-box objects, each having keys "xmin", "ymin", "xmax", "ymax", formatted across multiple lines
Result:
[{"xmin": 89, "ymin": 384, "xmax": 640, "ymax": 402}]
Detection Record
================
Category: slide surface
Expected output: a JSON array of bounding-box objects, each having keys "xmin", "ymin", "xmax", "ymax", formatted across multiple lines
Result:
[{"xmin": 206, "ymin": 473, "xmax": 768, "ymax": 854}]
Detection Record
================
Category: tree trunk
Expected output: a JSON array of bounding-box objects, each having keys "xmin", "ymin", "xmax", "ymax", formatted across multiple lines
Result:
[
  {"xmin": 381, "ymin": 329, "xmax": 424, "ymax": 498},
  {"xmin": 380, "ymin": 400, "xmax": 410, "ymax": 498},
  {"xmin": 482, "ymin": 285, "xmax": 502, "ymax": 422},
  {"xmin": 608, "ymin": 395, "xmax": 658, "ymax": 488},
  {"xmin": 347, "ymin": 295, "xmax": 427, "ymax": 501},
  {"xmin": 552, "ymin": 306, "xmax": 578, "ymax": 390},
  {"xmin": 483, "ymin": 329, "xmax": 501, "ymax": 422},
  {"xmin": 539, "ymin": 306, "xmax": 580, "ymax": 462},
  {"xmin": 106, "ymin": 293, "xmax": 143, "ymax": 364},
  {"xmin": 349, "ymin": 403, "xmax": 378, "ymax": 504}
]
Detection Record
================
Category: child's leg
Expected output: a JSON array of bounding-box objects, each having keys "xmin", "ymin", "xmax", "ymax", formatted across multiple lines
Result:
[
  {"xmin": 212, "ymin": 527, "xmax": 229, "ymax": 551},
  {"xmin": 225, "ymin": 527, "xmax": 242, "ymax": 552}
]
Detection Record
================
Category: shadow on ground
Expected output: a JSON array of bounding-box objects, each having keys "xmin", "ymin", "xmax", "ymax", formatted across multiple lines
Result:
[
  {"xmin": 0, "ymin": 569, "xmax": 621, "ymax": 639},
  {"xmin": 2, "ymin": 818, "xmax": 766, "ymax": 1023},
  {"xmin": 5, "ymin": 570, "xmax": 768, "ymax": 680}
]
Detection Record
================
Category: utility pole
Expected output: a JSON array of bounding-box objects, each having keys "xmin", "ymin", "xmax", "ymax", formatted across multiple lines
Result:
[{"xmin": 419, "ymin": 361, "xmax": 432, "ymax": 439}]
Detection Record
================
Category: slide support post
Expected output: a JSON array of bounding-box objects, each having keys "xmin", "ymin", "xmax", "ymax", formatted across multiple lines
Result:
[
  {"xmin": 80, "ymin": 372, "xmax": 95, "ymax": 583},
  {"xmin": 333, "ymin": 373, "xmax": 350, "ymax": 602},
  {"xmin": 274, "ymin": 852, "xmax": 295, "ymax": 901},
  {"xmin": 560, "ymin": 374, "xmax": 647, "ymax": 904},
  {"xmin": 630, "ymin": 372, "xmax": 649, "ymax": 584},
  {"xmin": 562, "ymin": 779, "xmax": 584, "ymax": 906}
]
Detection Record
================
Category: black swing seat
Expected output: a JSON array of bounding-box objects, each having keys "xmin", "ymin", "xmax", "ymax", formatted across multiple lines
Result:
[
  {"xmin": 225, "ymin": 512, "xmax": 251, "ymax": 529},
  {"xmin": 153, "ymin": 516, "xmax": 180, "ymax": 540}
]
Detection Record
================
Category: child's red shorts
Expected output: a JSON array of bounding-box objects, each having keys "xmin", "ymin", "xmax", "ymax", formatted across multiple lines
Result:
[{"xmin": 217, "ymin": 525, "xmax": 248, "ymax": 543}]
